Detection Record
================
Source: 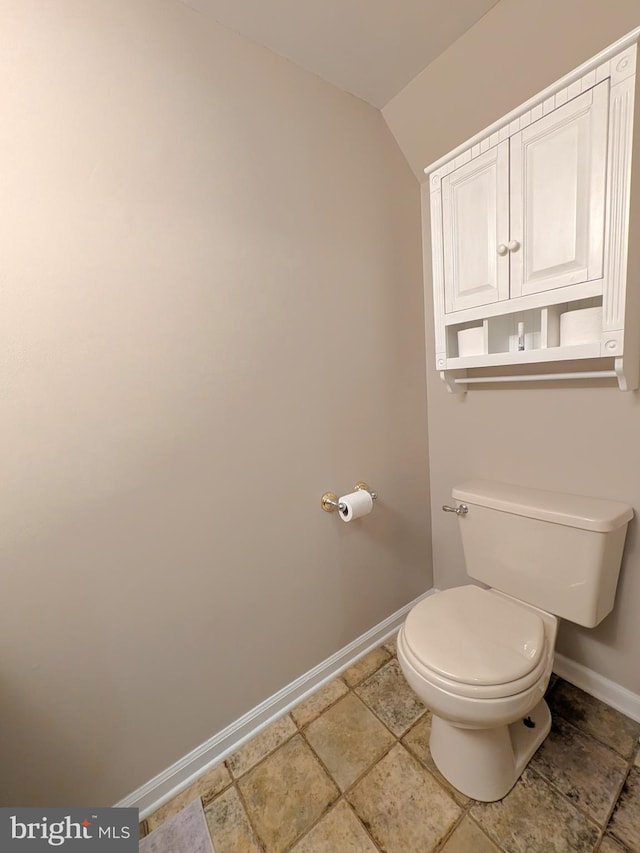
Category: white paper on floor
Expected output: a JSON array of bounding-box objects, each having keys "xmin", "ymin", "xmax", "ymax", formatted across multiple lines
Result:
[{"xmin": 140, "ymin": 797, "xmax": 215, "ymax": 853}]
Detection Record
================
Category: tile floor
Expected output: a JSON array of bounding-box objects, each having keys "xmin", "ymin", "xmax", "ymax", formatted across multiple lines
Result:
[{"xmin": 142, "ymin": 635, "xmax": 640, "ymax": 852}]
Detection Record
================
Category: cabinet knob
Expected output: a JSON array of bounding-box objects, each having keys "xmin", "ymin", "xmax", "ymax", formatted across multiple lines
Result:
[
  {"xmin": 497, "ymin": 243, "xmax": 508, "ymax": 256},
  {"xmin": 508, "ymin": 240, "xmax": 521, "ymax": 252}
]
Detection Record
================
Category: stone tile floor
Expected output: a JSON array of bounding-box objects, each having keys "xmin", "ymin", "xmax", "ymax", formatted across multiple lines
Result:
[{"xmin": 142, "ymin": 635, "xmax": 640, "ymax": 852}]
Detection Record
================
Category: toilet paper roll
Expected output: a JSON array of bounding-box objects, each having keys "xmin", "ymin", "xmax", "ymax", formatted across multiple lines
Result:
[
  {"xmin": 339, "ymin": 489, "xmax": 373, "ymax": 522},
  {"xmin": 560, "ymin": 306, "xmax": 602, "ymax": 347},
  {"xmin": 457, "ymin": 326, "xmax": 485, "ymax": 358}
]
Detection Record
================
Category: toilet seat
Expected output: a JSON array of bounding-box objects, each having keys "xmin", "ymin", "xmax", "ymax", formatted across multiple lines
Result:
[{"xmin": 401, "ymin": 586, "xmax": 550, "ymax": 700}]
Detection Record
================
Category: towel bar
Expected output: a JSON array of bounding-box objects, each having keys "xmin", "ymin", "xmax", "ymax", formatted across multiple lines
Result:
[{"xmin": 454, "ymin": 370, "xmax": 618, "ymax": 385}]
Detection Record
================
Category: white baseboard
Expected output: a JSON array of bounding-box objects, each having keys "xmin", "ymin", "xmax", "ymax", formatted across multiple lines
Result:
[
  {"xmin": 553, "ymin": 652, "xmax": 640, "ymax": 724},
  {"xmin": 117, "ymin": 588, "xmax": 435, "ymax": 819}
]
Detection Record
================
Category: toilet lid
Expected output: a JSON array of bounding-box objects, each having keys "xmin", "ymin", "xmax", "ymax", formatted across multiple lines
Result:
[{"xmin": 403, "ymin": 586, "xmax": 546, "ymax": 686}]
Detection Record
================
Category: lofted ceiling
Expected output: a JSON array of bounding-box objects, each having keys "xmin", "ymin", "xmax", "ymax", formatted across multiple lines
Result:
[{"xmin": 178, "ymin": 0, "xmax": 501, "ymax": 108}]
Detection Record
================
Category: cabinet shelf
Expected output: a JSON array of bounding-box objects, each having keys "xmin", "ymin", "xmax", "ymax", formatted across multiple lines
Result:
[{"xmin": 445, "ymin": 342, "xmax": 603, "ymax": 370}]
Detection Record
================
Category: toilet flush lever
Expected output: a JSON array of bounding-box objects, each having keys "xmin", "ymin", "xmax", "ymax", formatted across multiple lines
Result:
[{"xmin": 442, "ymin": 504, "xmax": 468, "ymax": 515}]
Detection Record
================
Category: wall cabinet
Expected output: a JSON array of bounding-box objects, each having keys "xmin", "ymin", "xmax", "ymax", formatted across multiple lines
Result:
[{"xmin": 426, "ymin": 29, "xmax": 640, "ymax": 391}]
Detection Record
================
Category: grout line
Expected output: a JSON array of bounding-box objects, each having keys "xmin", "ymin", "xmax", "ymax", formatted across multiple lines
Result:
[
  {"xmin": 528, "ymin": 718, "xmax": 632, "ymax": 831},
  {"xmin": 547, "ymin": 707, "xmax": 638, "ymax": 764},
  {"xmin": 208, "ymin": 650, "xmax": 402, "ymax": 852},
  {"xmin": 526, "ymin": 765, "xmax": 603, "ymax": 834},
  {"xmin": 402, "ymin": 738, "xmax": 469, "ymax": 811},
  {"xmin": 550, "ymin": 677, "xmax": 640, "ymax": 757},
  {"xmin": 200, "ymin": 761, "xmax": 235, "ymax": 807},
  {"xmin": 432, "ymin": 808, "xmax": 468, "ymax": 852},
  {"xmin": 201, "ymin": 728, "xmax": 302, "ymax": 850},
  {"xmin": 291, "ymin": 676, "xmax": 403, "ymax": 846},
  {"xmin": 297, "ymin": 699, "xmax": 398, "ymax": 799},
  {"xmin": 343, "ymin": 800, "xmax": 386, "ymax": 853},
  {"xmin": 352, "ymin": 657, "xmax": 430, "ymax": 738},
  {"xmin": 231, "ymin": 780, "xmax": 268, "ymax": 852},
  {"xmin": 551, "ymin": 710, "xmax": 640, "ymax": 763},
  {"xmin": 341, "ymin": 648, "xmax": 394, "ymax": 691},
  {"xmin": 281, "ymin": 796, "xmax": 384, "ymax": 853},
  {"xmin": 291, "ymin": 677, "xmax": 350, "ymax": 731},
  {"xmin": 599, "ymin": 758, "xmax": 635, "ymax": 841},
  {"xmin": 464, "ymin": 812, "xmax": 513, "ymax": 853},
  {"xmin": 145, "ymin": 768, "xmax": 236, "ymax": 833},
  {"xmin": 199, "ymin": 794, "xmax": 217, "ymax": 851},
  {"xmin": 226, "ymin": 715, "xmax": 299, "ymax": 782}
]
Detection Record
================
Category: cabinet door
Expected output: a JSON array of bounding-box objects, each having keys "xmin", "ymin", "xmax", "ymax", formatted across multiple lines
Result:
[
  {"xmin": 441, "ymin": 142, "xmax": 510, "ymax": 313},
  {"xmin": 509, "ymin": 81, "xmax": 608, "ymax": 298}
]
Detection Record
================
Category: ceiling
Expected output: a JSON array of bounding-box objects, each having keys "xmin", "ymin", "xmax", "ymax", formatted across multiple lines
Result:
[{"xmin": 178, "ymin": 0, "xmax": 501, "ymax": 108}]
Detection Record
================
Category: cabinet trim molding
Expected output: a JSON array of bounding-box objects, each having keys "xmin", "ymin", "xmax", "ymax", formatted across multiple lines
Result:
[
  {"xmin": 604, "ymin": 76, "xmax": 634, "ymax": 331},
  {"xmin": 425, "ymin": 27, "xmax": 640, "ymax": 180}
]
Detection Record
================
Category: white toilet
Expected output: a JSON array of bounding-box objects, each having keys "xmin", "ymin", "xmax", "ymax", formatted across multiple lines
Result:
[{"xmin": 397, "ymin": 480, "xmax": 633, "ymax": 802}]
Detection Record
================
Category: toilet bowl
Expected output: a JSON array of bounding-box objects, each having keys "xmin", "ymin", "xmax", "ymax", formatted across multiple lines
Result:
[
  {"xmin": 397, "ymin": 480, "xmax": 633, "ymax": 802},
  {"xmin": 399, "ymin": 586, "xmax": 557, "ymax": 724},
  {"xmin": 397, "ymin": 586, "xmax": 557, "ymax": 801}
]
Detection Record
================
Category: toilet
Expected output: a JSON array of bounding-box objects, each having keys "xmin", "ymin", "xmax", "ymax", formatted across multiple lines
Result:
[{"xmin": 397, "ymin": 480, "xmax": 633, "ymax": 802}]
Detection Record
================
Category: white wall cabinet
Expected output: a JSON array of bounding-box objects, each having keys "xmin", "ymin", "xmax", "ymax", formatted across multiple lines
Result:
[
  {"xmin": 426, "ymin": 29, "xmax": 640, "ymax": 391},
  {"xmin": 510, "ymin": 81, "xmax": 608, "ymax": 298},
  {"xmin": 442, "ymin": 143, "xmax": 509, "ymax": 313}
]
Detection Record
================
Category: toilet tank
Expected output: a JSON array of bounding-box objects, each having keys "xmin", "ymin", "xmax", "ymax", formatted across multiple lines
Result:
[{"xmin": 451, "ymin": 480, "xmax": 634, "ymax": 628}]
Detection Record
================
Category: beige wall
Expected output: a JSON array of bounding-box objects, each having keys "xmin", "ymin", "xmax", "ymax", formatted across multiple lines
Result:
[
  {"xmin": 0, "ymin": 0, "xmax": 431, "ymax": 806},
  {"xmin": 383, "ymin": 0, "xmax": 640, "ymax": 693}
]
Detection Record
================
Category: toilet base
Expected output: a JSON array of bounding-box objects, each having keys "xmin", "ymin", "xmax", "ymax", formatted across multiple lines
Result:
[{"xmin": 429, "ymin": 698, "xmax": 551, "ymax": 802}]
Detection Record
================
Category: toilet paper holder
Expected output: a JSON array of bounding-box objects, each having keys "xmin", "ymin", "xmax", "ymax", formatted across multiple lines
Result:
[{"xmin": 321, "ymin": 482, "xmax": 378, "ymax": 513}]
